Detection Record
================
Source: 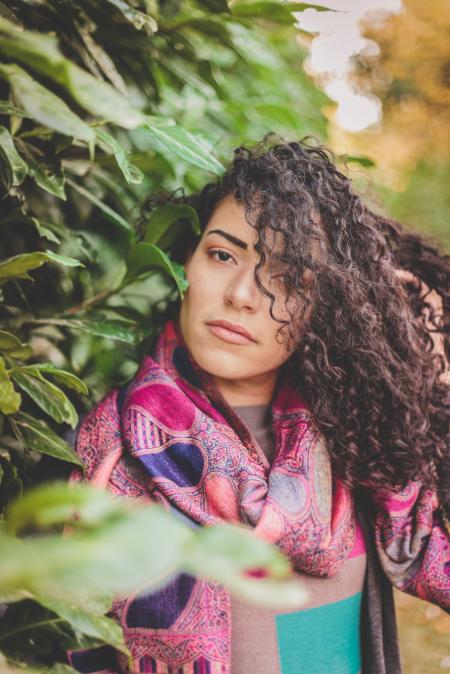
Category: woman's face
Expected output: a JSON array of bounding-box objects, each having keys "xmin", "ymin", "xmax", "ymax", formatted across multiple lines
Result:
[{"xmin": 179, "ymin": 194, "xmax": 296, "ymax": 384}]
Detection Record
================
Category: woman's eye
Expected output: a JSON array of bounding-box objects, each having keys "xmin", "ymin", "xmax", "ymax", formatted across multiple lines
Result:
[{"xmin": 209, "ymin": 250, "xmax": 234, "ymax": 263}]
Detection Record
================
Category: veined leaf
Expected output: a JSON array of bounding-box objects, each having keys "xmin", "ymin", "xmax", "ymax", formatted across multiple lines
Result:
[
  {"xmin": 0, "ymin": 64, "xmax": 95, "ymax": 142},
  {"xmin": 49, "ymin": 317, "xmax": 140, "ymax": 344},
  {"xmin": 95, "ymin": 129, "xmax": 144, "ymax": 185},
  {"xmin": 66, "ymin": 178, "xmax": 132, "ymax": 232},
  {"xmin": 0, "ymin": 18, "xmax": 146, "ymax": 129},
  {"xmin": 0, "ymin": 125, "xmax": 28, "ymax": 186},
  {"xmin": 22, "ymin": 364, "xmax": 88, "ymax": 396},
  {"xmin": 10, "ymin": 412, "xmax": 83, "ymax": 465},
  {"xmin": 126, "ymin": 242, "xmax": 189, "ymax": 297},
  {"xmin": 11, "ymin": 368, "xmax": 78, "ymax": 428},
  {"xmin": 0, "ymin": 356, "xmax": 21, "ymax": 415},
  {"xmin": 0, "ymin": 251, "xmax": 83, "ymax": 286},
  {"xmin": 33, "ymin": 594, "xmax": 130, "ymax": 655},
  {"xmin": 143, "ymin": 204, "xmax": 200, "ymax": 246},
  {"xmin": 146, "ymin": 121, "xmax": 225, "ymax": 175},
  {"xmin": 0, "ymin": 331, "xmax": 33, "ymax": 360}
]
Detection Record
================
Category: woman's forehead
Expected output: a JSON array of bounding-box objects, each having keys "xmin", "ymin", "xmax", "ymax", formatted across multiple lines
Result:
[{"xmin": 203, "ymin": 193, "xmax": 326, "ymax": 264}]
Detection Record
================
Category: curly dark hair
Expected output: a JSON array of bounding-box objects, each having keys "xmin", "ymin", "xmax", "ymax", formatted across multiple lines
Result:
[{"xmin": 144, "ymin": 135, "xmax": 450, "ymax": 497}]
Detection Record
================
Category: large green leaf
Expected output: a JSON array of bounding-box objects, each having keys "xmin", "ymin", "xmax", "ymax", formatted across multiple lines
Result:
[
  {"xmin": 126, "ymin": 242, "xmax": 189, "ymax": 297},
  {"xmin": 0, "ymin": 125, "xmax": 28, "ymax": 186},
  {"xmin": 0, "ymin": 17, "xmax": 146, "ymax": 129},
  {"xmin": 0, "ymin": 356, "xmax": 21, "ymax": 415},
  {"xmin": 0, "ymin": 251, "xmax": 83, "ymax": 286},
  {"xmin": 10, "ymin": 412, "xmax": 83, "ymax": 465},
  {"xmin": 2, "ymin": 482, "xmax": 308, "ymax": 610},
  {"xmin": 95, "ymin": 129, "xmax": 144, "ymax": 184},
  {"xmin": 146, "ymin": 121, "xmax": 225, "ymax": 175},
  {"xmin": 0, "ymin": 64, "xmax": 94, "ymax": 142},
  {"xmin": 11, "ymin": 369, "xmax": 78, "ymax": 428},
  {"xmin": 143, "ymin": 204, "xmax": 200, "ymax": 246}
]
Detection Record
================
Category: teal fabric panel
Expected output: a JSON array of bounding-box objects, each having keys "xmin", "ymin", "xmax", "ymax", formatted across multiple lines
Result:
[{"xmin": 275, "ymin": 592, "xmax": 362, "ymax": 674}]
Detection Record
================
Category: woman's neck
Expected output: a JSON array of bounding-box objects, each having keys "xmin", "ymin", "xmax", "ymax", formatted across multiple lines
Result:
[{"xmin": 212, "ymin": 369, "xmax": 279, "ymax": 407}]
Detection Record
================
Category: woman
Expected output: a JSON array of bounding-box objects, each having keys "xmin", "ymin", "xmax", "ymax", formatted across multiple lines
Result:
[{"xmin": 68, "ymin": 138, "xmax": 450, "ymax": 674}]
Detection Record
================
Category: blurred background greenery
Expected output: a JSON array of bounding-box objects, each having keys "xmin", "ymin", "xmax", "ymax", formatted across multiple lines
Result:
[{"xmin": 0, "ymin": 0, "xmax": 448, "ymax": 671}]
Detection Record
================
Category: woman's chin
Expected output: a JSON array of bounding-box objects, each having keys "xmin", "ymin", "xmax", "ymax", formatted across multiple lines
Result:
[{"xmin": 192, "ymin": 347, "xmax": 253, "ymax": 381}]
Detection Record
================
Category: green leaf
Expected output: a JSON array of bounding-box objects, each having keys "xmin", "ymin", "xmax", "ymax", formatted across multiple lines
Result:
[
  {"xmin": 6, "ymin": 483, "xmax": 118, "ymax": 533},
  {"xmin": 0, "ymin": 100, "xmax": 29, "ymax": 117},
  {"xmin": 25, "ymin": 151, "xmax": 66, "ymax": 199},
  {"xmin": 146, "ymin": 121, "xmax": 225, "ymax": 175},
  {"xmin": 104, "ymin": 0, "xmax": 158, "ymax": 34},
  {"xmin": 184, "ymin": 522, "xmax": 308, "ymax": 609},
  {"xmin": 198, "ymin": 0, "xmax": 231, "ymax": 13},
  {"xmin": 0, "ymin": 331, "xmax": 33, "ymax": 360},
  {"xmin": 339, "ymin": 153, "xmax": 376, "ymax": 168},
  {"xmin": 34, "ymin": 594, "xmax": 130, "ymax": 655},
  {"xmin": 0, "ymin": 356, "xmax": 21, "ymax": 415},
  {"xmin": 24, "ymin": 364, "xmax": 88, "ymax": 396},
  {"xmin": 0, "ymin": 125, "xmax": 28, "ymax": 186},
  {"xmin": 126, "ymin": 242, "xmax": 189, "ymax": 297},
  {"xmin": 0, "ymin": 599, "xmax": 84, "ymax": 662},
  {"xmin": 230, "ymin": 1, "xmax": 333, "ymax": 22},
  {"xmin": 0, "ymin": 251, "xmax": 83, "ymax": 286},
  {"xmin": 43, "ymin": 249, "xmax": 84, "ymax": 268},
  {"xmin": 11, "ymin": 369, "xmax": 78, "ymax": 428},
  {"xmin": 0, "ymin": 64, "xmax": 95, "ymax": 142},
  {"xmin": 10, "ymin": 412, "xmax": 83, "ymax": 465},
  {"xmin": 0, "ymin": 457, "xmax": 22, "ymax": 513},
  {"xmin": 0, "ymin": 18, "xmax": 146, "ymax": 129},
  {"xmin": 51, "ymin": 317, "xmax": 140, "ymax": 344},
  {"xmin": 95, "ymin": 129, "xmax": 144, "ymax": 184},
  {"xmin": 66, "ymin": 178, "xmax": 132, "ymax": 232},
  {"xmin": 143, "ymin": 204, "xmax": 200, "ymax": 246},
  {"xmin": 15, "ymin": 140, "xmax": 66, "ymax": 200},
  {"xmin": 31, "ymin": 217, "xmax": 61, "ymax": 244}
]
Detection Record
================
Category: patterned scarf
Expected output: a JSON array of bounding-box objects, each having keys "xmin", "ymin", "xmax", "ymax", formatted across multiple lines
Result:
[{"xmin": 69, "ymin": 318, "xmax": 449, "ymax": 673}]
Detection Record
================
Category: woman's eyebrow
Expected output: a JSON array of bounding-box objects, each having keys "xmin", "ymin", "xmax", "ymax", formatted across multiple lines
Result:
[{"xmin": 206, "ymin": 229, "xmax": 248, "ymax": 250}]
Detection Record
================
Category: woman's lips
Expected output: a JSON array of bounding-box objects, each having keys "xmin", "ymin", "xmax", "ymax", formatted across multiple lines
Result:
[{"xmin": 206, "ymin": 323, "xmax": 255, "ymax": 345}]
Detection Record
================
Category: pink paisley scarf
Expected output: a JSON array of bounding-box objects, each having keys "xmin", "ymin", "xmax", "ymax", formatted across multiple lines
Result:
[
  {"xmin": 70, "ymin": 319, "xmax": 449, "ymax": 673},
  {"xmin": 122, "ymin": 320, "xmax": 355, "ymax": 576}
]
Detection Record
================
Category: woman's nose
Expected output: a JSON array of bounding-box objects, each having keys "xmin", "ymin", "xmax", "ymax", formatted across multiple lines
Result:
[{"xmin": 224, "ymin": 271, "xmax": 261, "ymax": 311}]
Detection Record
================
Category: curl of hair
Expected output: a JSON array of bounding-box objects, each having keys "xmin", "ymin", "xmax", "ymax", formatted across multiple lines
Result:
[{"xmin": 142, "ymin": 134, "xmax": 450, "ymax": 498}]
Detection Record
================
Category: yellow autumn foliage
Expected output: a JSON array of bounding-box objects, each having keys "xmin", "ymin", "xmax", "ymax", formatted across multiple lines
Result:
[{"xmin": 330, "ymin": 0, "xmax": 450, "ymax": 191}]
